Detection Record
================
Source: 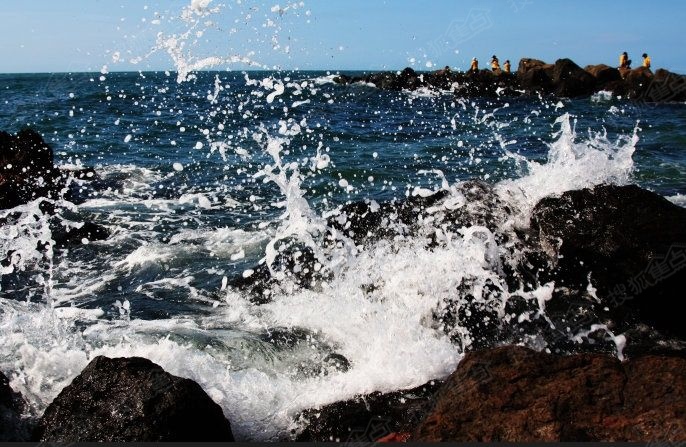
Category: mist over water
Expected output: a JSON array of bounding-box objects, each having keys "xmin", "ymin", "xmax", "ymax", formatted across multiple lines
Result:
[{"xmin": 1, "ymin": 1, "xmax": 686, "ymax": 441}]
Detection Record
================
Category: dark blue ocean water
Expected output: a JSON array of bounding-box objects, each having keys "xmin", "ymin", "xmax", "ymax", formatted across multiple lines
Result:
[{"xmin": 1, "ymin": 70, "xmax": 685, "ymax": 439}]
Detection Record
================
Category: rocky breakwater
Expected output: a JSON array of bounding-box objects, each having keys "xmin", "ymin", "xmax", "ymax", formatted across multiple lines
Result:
[{"xmin": 333, "ymin": 58, "xmax": 686, "ymax": 102}]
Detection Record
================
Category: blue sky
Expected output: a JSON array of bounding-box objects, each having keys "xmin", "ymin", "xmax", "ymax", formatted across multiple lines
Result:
[{"xmin": 2, "ymin": 0, "xmax": 685, "ymax": 73}]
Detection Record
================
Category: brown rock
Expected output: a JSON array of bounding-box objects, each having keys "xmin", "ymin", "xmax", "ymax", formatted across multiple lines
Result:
[
  {"xmin": 414, "ymin": 346, "xmax": 686, "ymax": 442},
  {"xmin": 624, "ymin": 67, "xmax": 654, "ymax": 98},
  {"xmin": 517, "ymin": 58, "xmax": 551, "ymax": 76},
  {"xmin": 585, "ymin": 64, "xmax": 622, "ymax": 86},
  {"xmin": 642, "ymin": 69, "xmax": 686, "ymax": 102}
]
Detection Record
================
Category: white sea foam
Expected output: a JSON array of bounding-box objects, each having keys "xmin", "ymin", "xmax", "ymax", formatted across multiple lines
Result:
[
  {"xmin": 667, "ymin": 193, "xmax": 686, "ymax": 208},
  {"xmin": 496, "ymin": 113, "xmax": 638, "ymax": 226}
]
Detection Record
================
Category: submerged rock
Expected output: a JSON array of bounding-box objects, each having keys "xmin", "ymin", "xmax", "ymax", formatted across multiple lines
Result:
[
  {"xmin": 414, "ymin": 346, "xmax": 686, "ymax": 441},
  {"xmin": 35, "ymin": 356, "xmax": 234, "ymax": 442},
  {"xmin": 531, "ymin": 184, "xmax": 686, "ymax": 337}
]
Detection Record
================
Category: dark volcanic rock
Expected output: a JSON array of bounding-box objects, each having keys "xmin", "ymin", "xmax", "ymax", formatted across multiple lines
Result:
[
  {"xmin": 1, "ymin": 371, "xmax": 30, "ymax": 441},
  {"xmin": 0, "ymin": 129, "xmax": 103, "ymax": 210},
  {"xmin": 296, "ymin": 381, "xmax": 442, "ymax": 442},
  {"xmin": 551, "ymin": 59, "xmax": 597, "ymax": 97},
  {"xmin": 414, "ymin": 346, "xmax": 686, "ymax": 441},
  {"xmin": 52, "ymin": 221, "xmax": 111, "ymax": 248},
  {"xmin": 0, "ymin": 129, "xmax": 60, "ymax": 210},
  {"xmin": 36, "ymin": 356, "xmax": 234, "ymax": 442},
  {"xmin": 1, "ymin": 129, "xmax": 109, "ymax": 247},
  {"xmin": 531, "ymin": 184, "xmax": 686, "ymax": 337}
]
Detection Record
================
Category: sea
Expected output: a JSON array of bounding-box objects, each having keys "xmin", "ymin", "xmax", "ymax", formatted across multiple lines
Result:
[{"xmin": 1, "ymin": 17, "xmax": 686, "ymax": 442}]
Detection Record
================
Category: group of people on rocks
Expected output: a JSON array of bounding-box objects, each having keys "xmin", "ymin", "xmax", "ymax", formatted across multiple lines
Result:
[
  {"xmin": 619, "ymin": 51, "xmax": 651, "ymax": 69},
  {"xmin": 468, "ymin": 55, "xmax": 511, "ymax": 74}
]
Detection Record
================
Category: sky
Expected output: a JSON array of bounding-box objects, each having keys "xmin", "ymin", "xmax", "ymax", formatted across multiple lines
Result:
[{"xmin": 1, "ymin": 0, "xmax": 685, "ymax": 74}]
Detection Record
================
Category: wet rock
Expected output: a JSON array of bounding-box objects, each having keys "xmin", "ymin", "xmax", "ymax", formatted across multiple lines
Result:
[
  {"xmin": 0, "ymin": 129, "xmax": 61, "ymax": 210},
  {"xmin": 1, "ymin": 129, "xmax": 109, "ymax": 250},
  {"xmin": 414, "ymin": 346, "xmax": 686, "ymax": 441},
  {"xmin": 35, "ymin": 356, "xmax": 234, "ymax": 442},
  {"xmin": 295, "ymin": 381, "xmax": 442, "ymax": 442},
  {"xmin": 52, "ymin": 221, "xmax": 110, "ymax": 248},
  {"xmin": 531, "ymin": 184, "xmax": 686, "ymax": 337},
  {"xmin": 1, "ymin": 129, "xmax": 102, "ymax": 209},
  {"xmin": 0, "ymin": 371, "xmax": 30, "ymax": 441}
]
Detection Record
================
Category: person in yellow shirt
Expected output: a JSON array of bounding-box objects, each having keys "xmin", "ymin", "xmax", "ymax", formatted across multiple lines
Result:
[
  {"xmin": 504, "ymin": 60, "xmax": 511, "ymax": 74},
  {"xmin": 619, "ymin": 51, "xmax": 631, "ymax": 69},
  {"xmin": 490, "ymin": 55, "xmax": 500, "ymax": 72},
  {"xmin": 642, "ymin": 53, "xmax": 651, "ymax": 69},
  {"xmin": 470, "ymin": 58, "xmax": 479, "ymax": 72}
]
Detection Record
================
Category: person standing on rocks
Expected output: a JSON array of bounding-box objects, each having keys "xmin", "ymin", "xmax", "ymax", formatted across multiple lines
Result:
[
  {"xmin": 490, "ymin": 55, "xmax": 500, "ymax": 72},
  {"xmin": 619, "ymin": 51, "xmax": 632, "ymax": 69},
  {"xmin": 503, "ymin": 60, "xmax": 511, "ymax": 73},
  {"xmin": 642, "ymin": 53, "xmax": 651, "ymax": 69},
  {"xmin": 470, "ymin": 58, "xmax": 479, "ymax": 72}
]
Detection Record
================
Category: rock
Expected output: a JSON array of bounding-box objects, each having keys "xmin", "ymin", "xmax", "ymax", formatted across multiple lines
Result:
[
  {"xmin": 551, "ymin": 58, "xmax": 597, "ymax": 97},
  {"xmin": 530, "ymin": 184, "xmax": 686, "ymax": 337},
  {"xmin": 0, "ymin": 129, "xmax": 108, "ymax": 248},
  {"xmin": 414, "ymin": 346, "xmax": 686, "ymax": 441},
  {"xmin": 397, "ymin": 67, "xmax": 420, "ymax": 90},
  {"xmin": 624, "ymin": 67, "xmax": 654, "ymax": 99},
  {"xmin": 295, "ymin": 381, "xmax": 442, "ymax": 442},
  {"xmin": 584, "ymin": 64, "xmax": 622, "ymax": 89},
  {"xmin": 333, "ymin": 59, "xmax": 680, "ymax": 102},
  {"xmin": 0, "ymin": 129, "xmax": 60, "ymax": 209},
  {"xmin": 641, "ymin": 69, "xmax": 686, "ymax": 103},
  {"xmin": 35, "ymin": 356, "xmax": 234, "ymax": 442},
  {"xmin": 1, "ymin": 371, "xmax": 30, "ymax": 441},
  {"xmin": 0, "ymin": 129, "xmax": 102, "ymax": 210},
  {"xmin": 333, "ymin": 74, "xmax": 351, "ymax": 85},
  {"xmin": 516, "ymin": 58, "xmax": 555, "ymax": 94},
  {"xmin": 52, "ymin": 221, "xmax": 110, "ymax": 248},
  {"xmin": 517, "ymin": 58, "xmax": 550, "ymax": 75}
]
